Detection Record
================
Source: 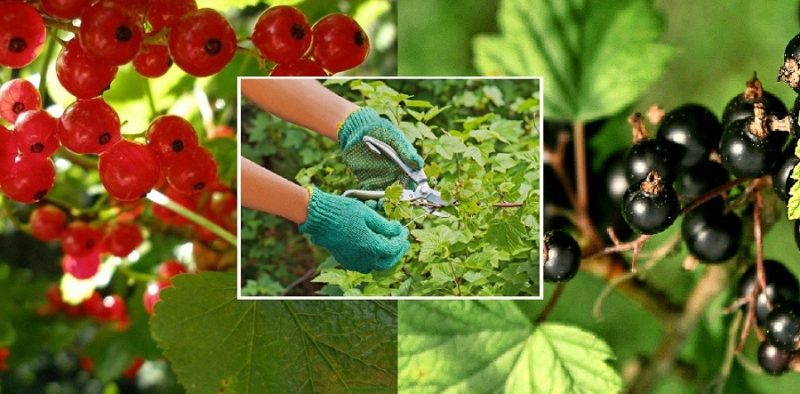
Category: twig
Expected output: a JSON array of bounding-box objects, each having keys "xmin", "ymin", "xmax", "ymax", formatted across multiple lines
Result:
[
  {"xmin": 535, "ymin": 282, "xmax": 565, "ymax": 323},
  {"xmin": 280, "ymin": 267, "xmax": 316, "ymax": 296},
  {"xmin": 573, "ymin": 121, "xmax": 603, "ymax": 250},
  {"xmin": 754, "ymin": 189, "xmax": 767, "ymax": 291},
  {"xmin": 679, "ymin": 178, "xmax": 748, "ymax": 216},
  {"xmin": 627, "ymin": 265, "xmax": 732, "ymax": 393},
  {"xmin": 543, "ymin": 131, "xmax": 578, "ymax": 208},
  {"xmin": 710, "ymin": 310, "xmax": 743, "ymax": 394},
  {"xmin": 584, "ymin": 230, "xmax": 651, "ymax": 272},
  {"xmin": 493, "ymin": 202, "xmax": 524, "ymax": 207},
  {"xmin": 448, "ymin": 260, "xmax": 462, "ymax": 296}
]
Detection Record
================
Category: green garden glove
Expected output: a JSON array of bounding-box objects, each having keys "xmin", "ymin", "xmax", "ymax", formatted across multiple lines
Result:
[
  {"xmin": 299, "ymin": 187, "xmax": 409, "ymax": 273},
  {"xmin": 338, "ymin": 108, "xmax": 424, "ymax": 190}
]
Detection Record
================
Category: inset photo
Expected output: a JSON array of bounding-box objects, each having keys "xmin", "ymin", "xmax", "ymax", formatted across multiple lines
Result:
[{"xmin": 239, "ymin": 77, "xmax": 540, "ymax": 298}]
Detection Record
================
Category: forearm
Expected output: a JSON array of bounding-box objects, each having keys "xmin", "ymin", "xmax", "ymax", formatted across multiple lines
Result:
[
  {"xmin": 240, "ymin": 157, "xmax": 309, "ymax": 224},
  {"xmin": 241, "ymin": 78, "xmax": 358, "ymax": 141}
]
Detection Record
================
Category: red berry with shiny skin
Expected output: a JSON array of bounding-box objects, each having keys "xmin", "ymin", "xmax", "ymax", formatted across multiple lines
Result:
[
  {"xmin": 133, "ymin": 44, "xmax": 172, "ymax": 78},
  {"xmin": 99, "ymin": 140, "xmax": 159, "ymax": 201},
  {"xmin": 311, "ymin": 14, "xmax": 369, "ymax": 73},
  {"xmin": 0, "ymin": 155, "xmax": 55, "ymax": 203},
  {"xmin": 62, "ymin": 221, "xmax": 102, "ymax": 256},
  {"xmin": 100, "ymin": 294, "xmax": 128, "ymax": 322},
  {"xmin": 168, "ymin": 9, "xmax": 236, "ymax": 77},
  {"xmin": 167, "ymin": 147, "xmax": 217, "ymax": 194},
  {"xmin": 252, "ymin": 6, "xmax": 312, "ymax": 64},
  {"xmin": 0, "ymin": 126, "xmax": 16, "ymax": 174},
  {"xmin": 146, "ymin": 115, "xmax": 199, "ymax": 164},
  {"xmin": 58, "ymin": 98, "xmax": 121, "ymax": 154},
  {"xmin": 14, "ymin": 110, "xmax": 60, "ymax": 157},
  {"xmin": 30, "ymin": 204, "xmax": 67, "ymax": 241},
  {"xmin": 0, "ymin": 78, "xmax": 41, "ymax": 123},
  {"xmin": 0, "ymin": 2, "xmax": 46, "ymax": 68},
  {"xmin": 41, "ymin": 0, "xmax": 92, "ymax": 20},
  {"xmin": 103, "ymin": 222, "xmax": 143, "ymax": 257},
  {"xmin": 152, "ymin": 186, "xmax": 198, "ymax": 225},
  {"xmin": 57, "ymin": 39, "xmax": 118, "ymax": 99},
  {"xmin": 270, "ymin": 58, "xmax": 328, "ymax": 76},
  {"xmin": 147, "ymin": 0, "xmax": 197, "ymax": 33},
  {"xmin": 143, "ymin": 280, "xmax": 170, "ymax": 315},
  {"xmin": 158, "ymin": 260, "xmax": 188, "ymax": 279},
  {"xmin": 79, "ymin": 2, "xmax": 143, "ymax": 66},
  {"xmin": 62, "ymin": 252, "xmax": 101, "ymax": 280}
]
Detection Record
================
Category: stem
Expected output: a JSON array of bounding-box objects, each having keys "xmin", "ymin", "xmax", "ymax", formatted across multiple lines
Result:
[
  {"xmin": 38, "ymin": 37, "xmax": 57, "ymax": 99},
  {"xmin": 712, "ymin": 310, "xmax": 743, "ymax": 394},
  {"xmin": 144, "ymin": 79, "xmax": 157, "ymax": 117},
  {"xmin": 448, "ymin": 260, "xmax": 462, "ymax": 296},
  {"xmin": 280, "ymin": 267, "xmax": 316, "ymax": 296},
  {"xmin": 584, "ymin": 232, "xmax": 651, "ymax": 271},
  {"xmin": 754, "ymin": 189, "xmax": 767, "ymax": 291},
  {"xmin": 570, "ymin": 121, "xmax": 604, "ymax": 250},
  {"xmin": 117, "ymin": 265, "xmax": 158, "ymax": 283},
  {"xmin": 535, "ymin": 282, "xmax": 565, "ymax": 323},
  {"xmin": 493, "ymin": 202, "xmax": 524, "ymax": 207},
  {"xmin": 42, "ymin": 17, "xmax": 78, "ymax": 34},
  {"xmin": 679, "ymin": 178, "xmax": 748, "ymax": 215},
  {"xmin": 627, "ymin": 265, "xmax": 732, "ymax": 393},
  {"xmin": 56, "ymin": 148, "xmax": 98, "ymax": 169},
  {"xmin": 146, "ymin": 190, "xmax": 237, "ymax": 246}
]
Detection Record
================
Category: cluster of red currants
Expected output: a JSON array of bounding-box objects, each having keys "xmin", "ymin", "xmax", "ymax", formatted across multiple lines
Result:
[
  {"xmin": 252, "ymin": 5, "xmax": 370, "ymax": 76},
  {"xmin": 0, "ymin": 1, "xmax": 369, "ymax": 81},
  {"xmin": 44, "ymin": 283, "xmax": 131, "ymax": 330}
]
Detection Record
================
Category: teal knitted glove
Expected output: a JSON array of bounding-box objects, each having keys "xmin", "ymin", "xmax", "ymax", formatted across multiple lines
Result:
[
  {"xmin": 339, "ymin": 108, "xmax": 424, "ymax": 190},
  {"xmin": 299, "ymin": 187, "xmax": 409, "ymax": 273}
]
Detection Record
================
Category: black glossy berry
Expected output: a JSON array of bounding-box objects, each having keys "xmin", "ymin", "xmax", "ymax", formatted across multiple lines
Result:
[
  {"xmin": 758, "ymin": 341, "xmax": 792, "ymax": 375},
  {"xmin": 625, "ymin": 139, "xmax": 679, "ymax": 183},
  {"xmin": 681, "ymin": 200, "xmax": 741, "ymax": 263},
  {"xmin": 738, "ymin": 260, "xmax": 800, "ymax": 324},
  {"xmin": 675, "ymin": 160, "xmax": 729, "ymax": 200},
  {"xmin": 603, "ymin": 151, "xmax": 630, "ymax": 205},
  {"xmin": 657, "ymin": 104, "xmax": 722, "ymax": 168},
  {"xmin": 719, "ymin": 117, "xmax": 785, "ymax": 178},
  {"xmin": 791, "ymin": 95, "xmax": 800, "ymax": 137},
  {"xmin": 722, "ymin": 76, "xmax": 788, "ymax": 127},
  {"xmin": 772, "ymin": 143, "xmax": 799, "ymax": 201},
  {"xmin": 543, "ymin": 230, "xmax": 581, "ymax": 282},
  {"xmin": 621, "ymin": 171, "xmax": 679, "ymax": 234},
  {"xmin": 780, "ymin": 34, "xmax": 800, "ymax": 93},
  {"xmin": 765, "ymin": 302, "xmax": 800, "ymax": 351}
]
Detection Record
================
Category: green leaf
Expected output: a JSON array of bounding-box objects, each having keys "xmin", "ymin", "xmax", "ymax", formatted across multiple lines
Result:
[
  {"xmin": 474, "ymin": 0, "xmax": 672, "ymax": 121},
  {"xmin": 151, "ymin": 272, "xmax": 397, "ymax": 393},
  {"xmin": 434, "ymin": 135, "xmax": 468, "ymax": 160},
  {"xmin": 399, "ymin": 301, "xmax": 622, "ymax": 394},
  {"xmin": 205, "ymin": 137, "xmax": 237, "ymax": 187}
]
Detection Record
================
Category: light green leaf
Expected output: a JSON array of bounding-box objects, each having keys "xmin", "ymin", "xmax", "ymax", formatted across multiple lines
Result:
[
  {"xmin": 151, "ymin": 272, "xmax": 397, "ymax": 393},
  {"xmin": 474, "ymin": 0, "xmax": 672, "ymax": 121},
  {"xmin": 463, "ymin": 146, "xmax": 485, "ymax": 166},
  {"xmin": 399, "ymin": 301, "xmax": 622, "ymax": 394},
  {"xmin": 434, "ymin": 135, "xmax": 468, "ymax": 160}
]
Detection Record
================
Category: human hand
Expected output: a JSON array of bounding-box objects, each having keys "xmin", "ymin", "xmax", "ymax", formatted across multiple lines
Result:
[
  {"xmin": 299, "ymin": 187, "xmax": 409, "ymax": 273},
  {"xmin": 338, "ymin": 108, "xmax": 424, "ymax": 190}
]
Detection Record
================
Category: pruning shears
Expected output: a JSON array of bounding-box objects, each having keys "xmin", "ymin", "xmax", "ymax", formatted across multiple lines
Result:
[{"xmin": 343, "ymin": 136, "xmax": 451, "ymax": 218}]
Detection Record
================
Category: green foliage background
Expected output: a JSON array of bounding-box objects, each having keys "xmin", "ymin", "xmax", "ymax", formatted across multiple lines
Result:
[{"xmin": 241, "ymin": 79, "xmax": 540, "ymax": 296}]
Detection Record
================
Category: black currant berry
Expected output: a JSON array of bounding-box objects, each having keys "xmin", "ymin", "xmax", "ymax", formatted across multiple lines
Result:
[
  {"xmin": 791, "ymin": 95, "xmax": 800, "ymax": 137},
  {"xmin": 765, "ymin": 302, "xmax": 800, "ymax": 351},
  {"xmin": 737, "ymin": 260, "xmax": 800, "ymax": 324},
  {"xmin": 603, "ymin": 151, "xmax": 630, "ymax": 205},
  {"xmin": 722, "ymin": 75, "xmax": 788, "ymax": 127},
  {"xmin": 543, "ymin": 230, "xmax": 581, "ymax": 283},
  {"xmin": 681, "ymin": 200, "xmax": 741, "ymax": 263},
  {"xmin": 779, "ymin": 33, "xmax": 800, "ymax": 92},
  {"xmin": 719, "ymin": 113, "xmax": 786, "ymax": 178},
  {"xmin": 657, "ymin": 104, "xmax": 722, "ymax": 168},
  {"xmin": 674, "ymin": 160, "xmax": 729, "ymax": 200},
  {"xmin": 626, "ymin": 114, "xmax": 679, "ymax": 183},
  {"xmin": 758, "ymin": 341, "xmax": 792, "ymax": 375},
  {"xmin": 794, "ymin": 221, "xmax": 800, "ymax": 252},
  {"xmin": 621, "ymin": 171, "xmax": 679, "ymax": 234},
  {"xmin": 772, "ymin": 143, "xmax": 799, "ymax": 201}
]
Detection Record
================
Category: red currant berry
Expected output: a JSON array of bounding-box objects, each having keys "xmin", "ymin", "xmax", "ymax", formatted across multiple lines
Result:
[
  {"xmin": 79, "ymin": 2, "xmax": 143, "ymax": 66},
  {"xmin": 104, "ymin": 0, "xmax": 151, "ymax": 19},
  {"xmin": 147, "ymin": 0, "xmax": 197, "ymax": 33},
  {"xmin": 103, "ymin": 222, "xmax": 143, "ymax": 257},
  {"xmin": 0, "ymin": 78, "xmax": 41, "ymax": 123},
  {"xmin": 30, "ymin": 204, "xmax": 67, "ymax": 241},
  {"xmin": 152, "ymin": 186, "xmax": 198, "ymax": 225},
  {"xmin": 0, "ymin": 155, "xmax": 55, "ymax": 203},
  {"xmin": 158, "ymin": 260, "xmax": 188, "ymax": 279},
  {"xmin": 62, "ymin": 252, "xmax": 101, "ymax": 280},
  {"xmin": 62, "ymin": 221, "xmax": 102, "ymax": 256},
  {"xmin": 146, "ymin": 115, "xmax": 199, "ymax": 164},
  {"xmin": 58, "ymin": 98, "xmax": 121, "ymax": 154},
  {"xmin": 100, "ymin": 294, "xmax": 128, "ymax": 322},
  {"xmin": 80, "ymin": 291, "xmax": 105, "ymax": 317},
  {"xmin": 14, "ymin": 110, "xmax": 60, "ymax": 157},
  {"xmin": 122, "ymin": 357, "xmax": 145, "ymax": 379},
  {"xmin": 133, "ymin": 44, "xmax": 172, "ymax": 78},
  {"xmin": 99, "ymin": 140, "xmax": 159, "ymax": 201},
  {"xmin": 311, "ymin": 14, "xmax": 369, "ymax": 73},
  {"xmin": 0, "ymin": 2, "xmax": 46, "ymax": 68},
  {"xmin": 167, "ymin": 147, "xmax": 217, "ymax": 194},
  {"xmin": 252, "ymin": 6, "xmax": 312, "ymax": 64},
  {"xmin": 270, "ymin": 58, "xmax": 328, "ymax": 76},
  {"xmin": 143, "ymin": 279, "xmax": 170, "ymax": 315},
  {"xmin": 56, "ymin": 39, "xmax": 118, "ymax": 99},
  {"xmin": 168, "ymin": 9, "xmax": 237, "ymax": 77},
  {"xmin": 41, "ymin": 0, "xmax": 92, "ymax": 20},
  {"xmin": 0, "ymin": 126, "xmax": 16, "ymax": 174},
  {"xmin": 45, "ymin": 284, "xmax": 66, "ymax": 310}
]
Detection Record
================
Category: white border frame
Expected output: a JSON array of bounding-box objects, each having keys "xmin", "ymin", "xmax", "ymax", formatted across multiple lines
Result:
[{"xmin": 236, "ymin": 76, "xmax": 544, "ymax": 301}]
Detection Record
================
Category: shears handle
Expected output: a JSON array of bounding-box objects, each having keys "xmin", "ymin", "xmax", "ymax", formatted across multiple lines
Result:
[
  {"xmin": 362, "ymin": 136, "xmax": 428, "ymax": 185},
  {"xmin": 342, "ymin": 189, "xmax": 386, "ymax": 200}
]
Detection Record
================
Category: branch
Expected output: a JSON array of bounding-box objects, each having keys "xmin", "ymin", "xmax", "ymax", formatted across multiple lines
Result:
[
  {"xmin": 535, "ymin": 282, "xmax": 565, "ymax": 323},
  {"xmin": 679, "ymin": 178, "xmax": 748, "ymax": 215}
]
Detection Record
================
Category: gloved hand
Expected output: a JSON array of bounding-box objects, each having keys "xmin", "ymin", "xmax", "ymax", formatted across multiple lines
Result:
[
  {"xmin": 299, "ymin": 187, "xmax": 409, "ymax": 273},
  {"xmin": 338, "ymin": 108, "xmax": 424, "ymax": 190}
]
